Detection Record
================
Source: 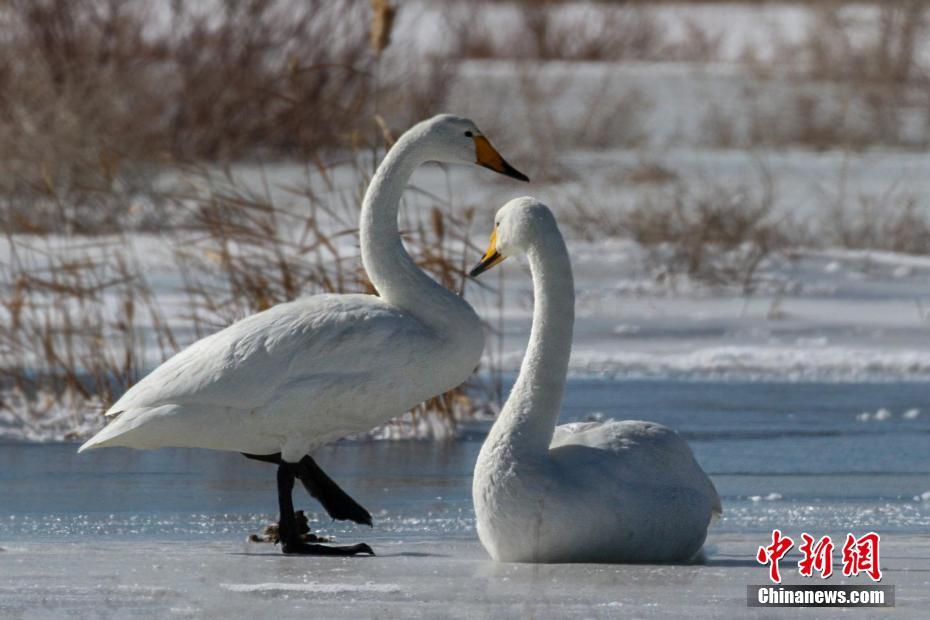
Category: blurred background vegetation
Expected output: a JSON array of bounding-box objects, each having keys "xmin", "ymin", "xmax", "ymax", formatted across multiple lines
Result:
[{"xmin": 2, "ymin": 0, "xmax": 930, "ymax": 439}]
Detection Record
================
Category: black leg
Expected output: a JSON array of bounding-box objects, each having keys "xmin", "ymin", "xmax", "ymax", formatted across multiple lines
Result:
[
  {"xmin": 294, "ymin": 456, "xmax": 373, "ymax": 526},
  {"xmin": 276, "ymin": 463, "xmax": 374, "ymax": 557},
  {"xmin": 243, "ymin": 452, "xmax": 372, "ymax": 526}
]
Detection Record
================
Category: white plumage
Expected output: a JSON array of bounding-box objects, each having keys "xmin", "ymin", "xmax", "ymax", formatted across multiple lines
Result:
[
  {"xmin": 470, "ymin": 198, "xmax": 721, "ymax": 563},
  {"xmin": 82, "ymin": 294, "xmax": 479, "ymax": 461},
  {"xmin": 80, "ymin": 115, "xmax": 526, "ymax": 463}
]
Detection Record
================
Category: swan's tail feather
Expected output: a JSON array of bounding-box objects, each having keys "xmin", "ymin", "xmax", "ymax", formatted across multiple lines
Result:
[
  {"xmin": 78, "ymin": 411, "xmax": 135, "ymax": 452},
  {"xmin": 77, "ymin": 405, "xmax": 176, "ymax": 453},
  {"xmin": 78, "ymin": 428, "xmax": 119, "ymax": 453}
]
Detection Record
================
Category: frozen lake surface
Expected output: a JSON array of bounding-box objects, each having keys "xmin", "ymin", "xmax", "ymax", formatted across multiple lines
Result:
[
  {"xmin": 3, "ymin": 536, "xmax": 929, "ymax": 619},
  {"xmin": 2, "ymin": 378, "xmax": 930, "ymax": 617}
]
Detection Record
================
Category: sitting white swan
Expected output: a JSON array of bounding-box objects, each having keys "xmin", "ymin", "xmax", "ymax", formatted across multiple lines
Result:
[
  {"xmin": 469, "ymin": 198, "xmax": 720, "ymax": 563},
  {"xmin": 78, "ymin": 115, "xmax": 528, "ymax": 556}
]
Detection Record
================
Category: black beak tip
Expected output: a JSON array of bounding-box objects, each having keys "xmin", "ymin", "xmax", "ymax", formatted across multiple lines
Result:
[
  {"xmin": 505, "ymin": 163, "xmax": 530, "ymax": 183},
  {"xmin": 468, "ymin": 265, "xmax": 483, "ymax": 278},
  {"xmin": 481, "ymin": 161, "xmax": 530, "ymax": 183}
]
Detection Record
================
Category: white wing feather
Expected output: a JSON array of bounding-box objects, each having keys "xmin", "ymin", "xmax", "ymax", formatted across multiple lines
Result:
[
  {"xmin": 81, "ymin": 293, "xmax": 452, "ymax": 458},
  {"xmin": 106, "ymin": 294, "xmax": 420, "ymax": 415}
]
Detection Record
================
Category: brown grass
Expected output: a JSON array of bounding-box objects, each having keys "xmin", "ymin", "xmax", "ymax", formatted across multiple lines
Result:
[
  {"xmin": 734, "ymin": 1, "xmax": 930, "ymax": 150},
  {"xmin": 818, "ymin": 163, "xmax": 930, "ymax": 254},
  {"xmin": 0, "ymin": 0, "xmax": 449, "ymax": 234},
  {"xmin": 444, "ymin": 2, "xmax": 720, "ymax": 63},
  {"xmin": 0, "ymin": 231, "xmax": 177, "ymax": 437},
  {"xmin": 829, "ymin": 193, "xmax": 930, "ymax": 255},
  {"xmin": 568, "ymin": 166, "xmax": 790, "ymax": 293},
  {"xmin": 0, "ymin": 0, "xmax": 375, "ymax": 161}
]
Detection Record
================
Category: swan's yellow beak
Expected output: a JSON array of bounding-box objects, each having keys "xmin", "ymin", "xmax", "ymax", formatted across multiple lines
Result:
[
  {"xmin": 474, "ymin": 136, "xmax": 529, "ymax": 182},
  {"xmin": 469, "ymin": 228, "xmax": 506, "ymax": 277}
]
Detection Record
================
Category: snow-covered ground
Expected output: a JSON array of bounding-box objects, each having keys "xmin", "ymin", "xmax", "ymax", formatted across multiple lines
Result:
[{"xmin": 523, "ymin": 242, "xmax": 930, "ymax": 381}]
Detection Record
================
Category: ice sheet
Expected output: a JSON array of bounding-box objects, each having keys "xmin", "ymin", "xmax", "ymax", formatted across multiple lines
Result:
[{"xmin": 1, "ymin": 536, "xmax": 927, "ymax": 619}]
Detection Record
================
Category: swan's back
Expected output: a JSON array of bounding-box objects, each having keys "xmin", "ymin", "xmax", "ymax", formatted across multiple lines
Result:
[
  {"xmin": 475, "ymin": 419, "xmax": 721, "ymax": 564},
  {"xmin": 551, "ymin": 419, "xmax": 722, "ymax": 518}
]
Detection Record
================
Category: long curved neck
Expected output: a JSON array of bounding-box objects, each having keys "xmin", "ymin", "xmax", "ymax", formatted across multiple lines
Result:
[
  {"xmin": 490, "ymin": 228, "xmax": 574, "ymax": 457},
  {"xmin": 360, "ymin": 134, "xmax": 463, "ymax": 326}
]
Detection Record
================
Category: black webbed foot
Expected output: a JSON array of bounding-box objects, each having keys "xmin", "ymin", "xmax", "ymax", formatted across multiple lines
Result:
[{"xmin": 273, "ymin": 461, "xmax": 375, "ymax": 557}]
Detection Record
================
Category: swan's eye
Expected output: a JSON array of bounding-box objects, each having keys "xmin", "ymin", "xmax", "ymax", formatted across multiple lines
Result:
[{"xmin": 464, "ymin": 131, "xmax": 473, "ymax": 138}]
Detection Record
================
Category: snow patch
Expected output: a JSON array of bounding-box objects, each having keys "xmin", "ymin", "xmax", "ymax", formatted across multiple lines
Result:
[
  {"xmin": 858, "ymin": 408, "xmax": 895, "ymax": 422},
  {"xmin": 749, "ymin": 493, "xmax": 783, "ymax": 502},
  {"xmin": 572, "ymin": 347, "xmax": 930, "ymax": 382},
  {"xmin": 0, "ymin": 387, "xmax": 105, "ymax": 442}
]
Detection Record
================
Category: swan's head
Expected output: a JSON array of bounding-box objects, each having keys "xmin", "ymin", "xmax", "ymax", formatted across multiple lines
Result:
[
  {"xmin": 412, "ymin": 114, "xmax": 529, "ymax": 182},
  {"xmin": 469, "ymin": 197, "xmax": 556, "ymax": 277}
]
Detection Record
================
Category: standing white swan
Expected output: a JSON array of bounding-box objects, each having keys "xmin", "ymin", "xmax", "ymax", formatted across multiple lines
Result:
[
  {"xmin": 79, "ymin": 115, "xmax": 528, "ymax": 555},
  {"xmin": 469, "ymin": 198, "xmax": 720, "ymax": 563}
]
